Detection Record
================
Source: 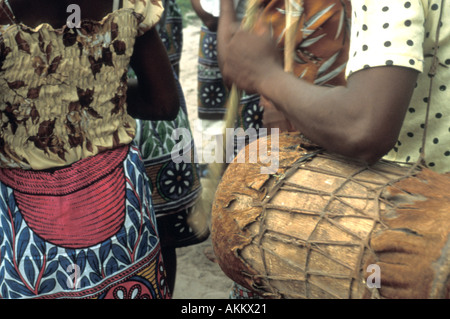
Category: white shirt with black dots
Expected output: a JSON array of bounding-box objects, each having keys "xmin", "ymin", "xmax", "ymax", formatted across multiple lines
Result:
[{"xmin": 346, "ymin": 0, "xmax": 449, "ymax": 173}]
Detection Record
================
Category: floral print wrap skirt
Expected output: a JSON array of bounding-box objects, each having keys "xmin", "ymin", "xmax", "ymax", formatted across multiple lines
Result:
[{"xmin": 0, "ymin": 144, "xmax": 170, "ymax": 299}]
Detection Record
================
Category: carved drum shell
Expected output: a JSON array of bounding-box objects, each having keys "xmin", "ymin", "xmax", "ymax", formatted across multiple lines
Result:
[{"xmin": 211, "ymin": 132, "xmax": 450, "ymax": 299}]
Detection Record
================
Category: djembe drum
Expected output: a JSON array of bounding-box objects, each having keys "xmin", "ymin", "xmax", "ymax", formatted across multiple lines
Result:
[{"xmin": 211, "ymin": 132, "xmax": 450, "ymax": 299}]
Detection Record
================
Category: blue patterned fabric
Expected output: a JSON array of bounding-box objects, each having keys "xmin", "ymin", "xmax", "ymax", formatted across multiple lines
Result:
[{"xmin": 0, "ymin": 145, "xmax": 169, "ymax": 299}]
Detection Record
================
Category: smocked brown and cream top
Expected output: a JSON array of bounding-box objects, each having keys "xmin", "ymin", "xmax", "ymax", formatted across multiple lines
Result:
[{"xmin": 0, "ymin": 0, "xmax": 163, "ymax": 170}]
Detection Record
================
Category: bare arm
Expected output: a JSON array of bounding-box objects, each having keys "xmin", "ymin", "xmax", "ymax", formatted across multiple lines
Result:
[
  {"xmin": 128, "ymin": 27, "xmax": 179, "ymax": 121},
  {"xmin": 218, "ymin": 0, "xmax": 419, "ymax": 164}
]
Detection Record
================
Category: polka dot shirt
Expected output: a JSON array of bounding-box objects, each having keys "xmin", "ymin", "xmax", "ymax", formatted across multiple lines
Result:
[{"xmin": 346, "ymin": 0, "xmax": 450, "ymax": 173}]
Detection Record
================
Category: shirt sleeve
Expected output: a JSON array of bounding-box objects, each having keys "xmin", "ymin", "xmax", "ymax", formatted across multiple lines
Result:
[
  {"xmin": 346, "ymin": 0, "xmax": 426, "ymax": 78},
  {"xmin": 123, "ymin": 0, "xmax": 164, "ymax": 35}
]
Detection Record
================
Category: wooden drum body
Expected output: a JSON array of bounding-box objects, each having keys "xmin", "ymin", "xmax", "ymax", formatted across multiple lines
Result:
[{"xmin": 211, "ymin": 132, "xmax": 450, "ymax": 299}]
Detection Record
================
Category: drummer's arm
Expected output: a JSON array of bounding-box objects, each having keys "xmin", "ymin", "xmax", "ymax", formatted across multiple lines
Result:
[
  {"xmin": 254, "ymin": 65, "xmax": 418, "ymax": 164},
  {"xmin": 218, "ymin": 0, "xmax": 419, "ymax": 165}
]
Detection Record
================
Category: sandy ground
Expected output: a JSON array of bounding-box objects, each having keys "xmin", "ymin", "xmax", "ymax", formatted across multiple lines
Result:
[{"xmin": 171, "ymin": 19, "xmax": 235, "ymax": 299}]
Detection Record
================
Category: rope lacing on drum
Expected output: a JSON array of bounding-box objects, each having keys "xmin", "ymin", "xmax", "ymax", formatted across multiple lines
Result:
[{"xmin": 246, "ymin": 149, "xmax": 418, "ymax": 298}]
